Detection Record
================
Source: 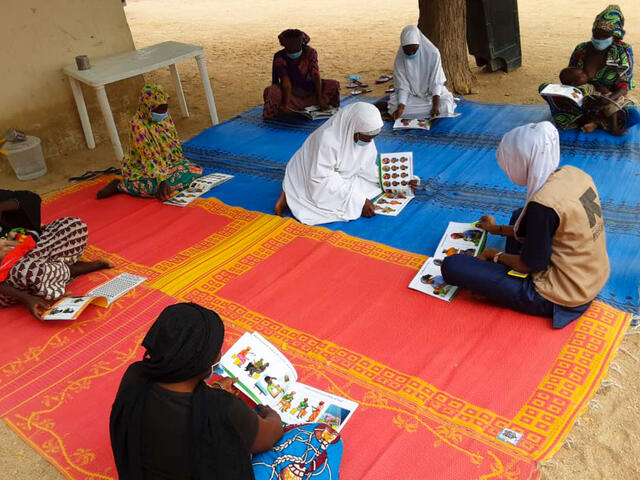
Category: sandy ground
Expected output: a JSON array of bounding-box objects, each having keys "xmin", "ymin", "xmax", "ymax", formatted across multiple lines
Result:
[{"xmin": 2, "ymin": 0, "xmax": 640, "ymax": 478}]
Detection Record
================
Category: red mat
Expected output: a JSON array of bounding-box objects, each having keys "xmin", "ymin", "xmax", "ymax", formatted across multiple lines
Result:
[{"xmin": 0, "ymin": 179, "xmax": 629, "ymax": 479}]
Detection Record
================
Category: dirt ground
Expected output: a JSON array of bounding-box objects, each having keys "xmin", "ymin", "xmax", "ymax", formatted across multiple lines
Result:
[{"xmin": 2, "ymin": 0, "xmax": 640, "ymax": 478}]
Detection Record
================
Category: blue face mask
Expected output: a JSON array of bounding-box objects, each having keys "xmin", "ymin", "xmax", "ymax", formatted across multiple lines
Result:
[
  {"xmin": 150, "ymin": 111, "xmax": 168, "ymax": 122},
  {"xmin": 591, "ymin": 36, "xmax": 613, "ymax": 51},
  {"xmin": 355, "ymin": 138, "xmax": 369, "ymax": 147},
  {"xmin": 287, "ymin": 50, "xmax": 303, "ymax": 60}
]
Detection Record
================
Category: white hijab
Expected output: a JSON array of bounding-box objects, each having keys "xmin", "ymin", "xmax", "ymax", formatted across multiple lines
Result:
[
  {"xmin": 304, "ymin": 101, "xmax": 383, "ymax": 176},
  {"xmin": 394, "ymin": 25, "xmax": 447, "ymax": 99},
  {"xmin": 496, "ymin": 121, "xmax": 560, "ymax": 236}
]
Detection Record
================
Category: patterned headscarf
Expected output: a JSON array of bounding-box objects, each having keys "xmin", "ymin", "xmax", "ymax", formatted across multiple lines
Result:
[
  {"xmin": 121, "ymin": 84, "xmax": 184, "ymax": 180},
  {"xmin": 592, "ymin": 4, "xmax": 625, "ymax": 40},
  {"xmin": 278, "ymin": 29, "xmax": 310, "ymax": 51}
]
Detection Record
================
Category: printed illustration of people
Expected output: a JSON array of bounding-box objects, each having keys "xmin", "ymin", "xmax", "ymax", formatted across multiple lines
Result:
[
  {"xmin": 279, "ymin": 391, "xmax": 296, "ymax": 412},
  {"xmin": 232, "ymin": 346, "xmax": 252, "ymax": 366}
]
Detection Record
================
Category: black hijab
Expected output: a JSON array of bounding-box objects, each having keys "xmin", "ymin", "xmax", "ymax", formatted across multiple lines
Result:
[
  {"xmin": 109, "ymin": 303, "xmax": 254, "ymax": 480},
  {"xmin": 0, "ymin": 190, "xmax": 42, "ymax": 235}
]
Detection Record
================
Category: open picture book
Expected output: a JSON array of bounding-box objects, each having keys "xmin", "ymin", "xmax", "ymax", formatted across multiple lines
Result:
[
  {"xmin": 42, "ymin": 273, "xmax": 147, "ymax": 320},
  {"xmin": 393, "ymin": 113, "xmax": 461, "ymax": 131},
  {"xmin": 409, "ymin": 222, "xmax": 487, "ymax": 302},
  {"xmin": 164, "ymin": 173, "xmax": 234, "ymax": 207},
  {"xmin": 218, "ymin": 332, "xmax": 358, "ymax": 432},
  {"xmin": 539, "ymin": 83, "xmax": 585, "ymax": 108},
  {"xmin": 296, "ymin": 105, "xmax": 337, "ymax": 120},
  {"xmin": 374, "ymin": 151, "xmax": 414, "ymax": 216}
]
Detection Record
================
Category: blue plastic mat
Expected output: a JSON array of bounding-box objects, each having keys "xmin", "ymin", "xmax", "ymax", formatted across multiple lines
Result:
[{"xmin": 184, "ymin": 98, "xmax": 640, "ymax": 312}]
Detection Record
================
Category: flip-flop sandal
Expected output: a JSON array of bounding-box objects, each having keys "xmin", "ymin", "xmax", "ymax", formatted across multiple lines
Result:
[
  {"xmin": 385, "ymin": 86, "xmax": 395, "ymax": 93},
  {"xmin": 351, "ymin": 89, "xmax": 373, "ymax": 96},
  {"xmin": 346, "ymin": 80, "xmax": 369, "ymax": 89},
  {"xmin": 348, "ymin": 75, "xmax": 362, "ymax": 82},
  {"xmin": 376, "ymin": 74, "xmax": 393, "ymax": 84}
]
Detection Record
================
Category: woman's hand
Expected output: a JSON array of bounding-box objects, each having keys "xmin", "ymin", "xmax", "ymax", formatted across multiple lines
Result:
[
  {"xmin": 361, "ymin": 199, "xmax": 376, "ymax": 218},
  {"xmin": 213, "ymin": 377, "xmax": 239, "ymax": 394},
  {"xmin": 393, "ymin": 104, "xmax": 406, "ymax": 120},
  {"xmin": 477, "ymin": 248, "xmax": 500, "ymax": 262},
  {"xmin": 408, "ymin": 179, "xmax": 418, "ymax": 193},
  {"xmin": 0, "ymin": 239, "xmax": 18, "ymax": 259},
  {"xmin": 23, "ymin": 294, "xmax": 53, "ymax": 320},
  {"xmin": 477, "ymin": 215, "xmax": 498, "ymax": 234}
]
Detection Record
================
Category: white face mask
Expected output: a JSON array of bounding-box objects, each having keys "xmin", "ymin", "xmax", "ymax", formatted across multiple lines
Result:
[
  {"xmin": 206, "ymin": 361, "xmax": 221, "ymax": 381},
  {"xmin": 355, "ymin": 139, "xmax": 369, "ymax": 147}
]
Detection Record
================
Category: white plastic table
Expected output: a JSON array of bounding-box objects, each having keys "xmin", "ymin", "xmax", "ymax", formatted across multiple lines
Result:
[{"xmin": 63, "ymin": 41, "xmax": 219, "ymax": 159}]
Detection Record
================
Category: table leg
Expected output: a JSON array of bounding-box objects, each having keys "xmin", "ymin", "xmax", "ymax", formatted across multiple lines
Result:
[
  {"xmin": 68, "ymin": 77, "xmax": 95, "ymax": 149},
  {"xmin": 169, "ymin": 63, "xmax": 189, "ymax": 118},
  {"xmin": 95, "ymin": 85, "xmax": 124, "ymax": 160},
  {"xmin": 195, "ymin": 54, "xmax": 219, "ymax": 125}
]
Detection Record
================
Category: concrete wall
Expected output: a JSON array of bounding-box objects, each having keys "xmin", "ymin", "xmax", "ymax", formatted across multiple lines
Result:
[{"xmin": 0, "ymin": 0, "xmax": 143, "ymax": 159}]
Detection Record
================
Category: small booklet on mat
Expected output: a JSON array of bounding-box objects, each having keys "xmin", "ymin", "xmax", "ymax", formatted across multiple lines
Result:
[
  {"xmin": 164, "ymin": 173, "xmax": 234, "ymax": 207},
  {"xmin": 409, "ymin": 222, "xmax": 487, "ymax": 302},
  {"xmin": 540, "ymin": 83, "xmax": 585, "ymax": 108},
  {"xmin": 42, "ymin": 273, "xmax": 147, "ymax": 320},
  {"xmin": 297, "ymin": 105, "xmax": 337, "ymax": 120},
  {"xmin": 218, "ymin": 332, "xmax": 358, "ymax": 431},
  {"xmin": 393, "ymin": 113, "xmax": 460, "ymax": 131},
  {"xmin": 374, "ymin": 151, "xmax": 414, "ymax": 216}
]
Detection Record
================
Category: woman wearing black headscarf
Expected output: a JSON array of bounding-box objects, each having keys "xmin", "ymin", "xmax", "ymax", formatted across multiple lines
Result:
[
  {"xmin": 263, "ymin": 29, "xmax": 340, "ymax": 119},
  {"xmin": 110, "ymin": 303, "xmax": 284, "ymax": 480},
  {"xmin": 0, "ymin": 189, "xmax": 42, "ymax": 238}
]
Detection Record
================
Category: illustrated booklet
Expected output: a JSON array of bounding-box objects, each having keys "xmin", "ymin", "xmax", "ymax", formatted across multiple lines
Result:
[
  {"xmin": 409, "ymin": 222, "xmax": 487, "ymax": 301},
  {"xmin": 42, "ymin": 273, "xmax": 147, "ymax": 320},
  {"xmin": 374, "ymin": 151, "xmax": 414, "ymax": 216},
  {"xmin": 164, "ymin": 173, "xmax": 234, "ymax": 207},
  {"xmin": 218, "ymin": 332, "xmax": 358, "ymax": 431}
]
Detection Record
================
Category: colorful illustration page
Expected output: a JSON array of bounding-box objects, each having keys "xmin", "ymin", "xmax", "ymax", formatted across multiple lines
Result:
[
  {"xmin": 219, "ymin": 332, "xmax": 297, "ymax": 406},
  {"xmin": 408, "ymin": 257, "xmax": 457, "ymax": 302},
  {"xmin": 409, "ymin": 222, "xmax": 487, "ymax": 302},
  {"xmin": 375, "ymin": 152, "xmax": 414, "ymax": 216},
  {"xmin": 164, "ymin": 173, "xmax": 234, "ymax": 207},
  {"xmin": 393, "ymin": 118, "xmax": 430, "ymax": 130},
  {"xmin": 275, "ymin": 383, "xmax": 358, "ymax": 432}
]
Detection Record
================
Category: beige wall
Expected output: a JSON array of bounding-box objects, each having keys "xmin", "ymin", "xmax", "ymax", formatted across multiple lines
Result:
[{"xmin": 0, "ymin": 0, "xmax": 143, "ymax": 158}]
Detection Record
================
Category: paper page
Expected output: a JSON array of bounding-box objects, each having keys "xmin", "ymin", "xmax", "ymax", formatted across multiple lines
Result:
[
  {"xmin": 164, "ymin": 173, "xmax": 234, "ymax": 207},
  {"xmin": 409, "ymin": 222, "xmax": 487, "ymax": 302},
  {"xmin": 433, "ymin": 222, "xmax": 487, "ymax": 261},
  {"xmin": 540, "ymin": 83, "xmax": 584, "ymax": 107},
  {"xmin": 372, "ymin": 192, "xmax": 413, "ymax": 216},
  {"xmin": 219, "ymin": 332, "xmax": 297, "ymax": 406},
  {"xmin": 87, "ymin": 273, "xmax": 147, "ymax": 306},
  {"xmin": 393, "ymin": 118, "xmax": 430, "ymax": 130},
  {"xmin": 408, "ymin": 257, "xmax": 458, "ymax": 302},
  {"xmin": 42, "ymin": 296, "xmax": 96, "ymax": 321},
  {"xmin": 275, "ymin": 383, "xmax": 358, "ymax": 432},
  {"xmin": 379, "ymin": 152, "xmax": 414, "ymax": 196}
]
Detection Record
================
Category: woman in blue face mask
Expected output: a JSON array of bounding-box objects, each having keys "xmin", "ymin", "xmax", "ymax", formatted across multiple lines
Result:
[
  {"xmin": 97, "ymin": 84, "xmax": 203, "ymax": 200},
  {"xmin": 263, "ymin": 29, "xmax": 340, "ymax": 119},
  {"xmin": 539, "ymin": 5, "xmax": 636, "ymax": 135}
]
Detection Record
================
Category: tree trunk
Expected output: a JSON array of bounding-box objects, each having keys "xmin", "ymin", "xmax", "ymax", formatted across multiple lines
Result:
[{"xmin": 418, "ymin": 0, "xmax": 474, "ymax": 94}]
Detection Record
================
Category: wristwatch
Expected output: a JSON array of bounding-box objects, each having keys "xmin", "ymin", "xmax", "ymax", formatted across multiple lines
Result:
[{"xmin": 493, "ymin": 251, "xmax": 504, "ymax": 264}]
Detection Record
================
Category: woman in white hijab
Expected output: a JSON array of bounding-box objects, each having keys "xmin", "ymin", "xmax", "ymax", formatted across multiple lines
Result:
[
  {"xmin": 388, "ymin": 25, "xmax": 457, "ymax": 119},
  {"xmin": 274, "ymin": 102, "xmax": 384, "ymax": 225},
  {"xmin": 441, "ymin": 121, "xmax": 609, "ymax": 329}
]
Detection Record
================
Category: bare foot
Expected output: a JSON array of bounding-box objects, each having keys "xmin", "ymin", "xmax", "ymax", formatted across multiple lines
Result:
[
  {"xmin": 96, "ymin": 179, "xmax": 122, "ymax": 199},
  {"xmin": 274, "ymin": 191, "xmax": 288, "ymax": 216},
  {"xmin": 69, "ymin": 260, "xmax": 113, "ymax": 278},
  {"xmin": 581, "ymin": 122, "xmax": 598, "ymax": 134},
  {"xmin": 156, "ymin": 181, "xmax": 172, "ymax": 201}
]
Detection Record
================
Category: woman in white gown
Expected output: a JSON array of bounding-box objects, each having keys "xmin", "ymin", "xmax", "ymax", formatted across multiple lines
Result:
[
  {"xmin": 274, "ymin": 102, "xmax": 384, "ymax": 225},
  {"xmin": 388, "ymin": 25, "xmax": 457, "ymax": 120}
]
